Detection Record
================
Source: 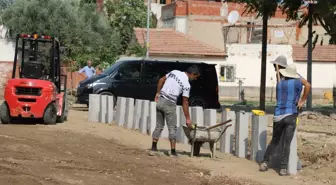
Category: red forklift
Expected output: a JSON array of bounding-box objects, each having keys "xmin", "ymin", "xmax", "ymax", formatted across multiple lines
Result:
[{"xmin": 0, "ymin": 33, "xmax": 69, "ymax": 124}]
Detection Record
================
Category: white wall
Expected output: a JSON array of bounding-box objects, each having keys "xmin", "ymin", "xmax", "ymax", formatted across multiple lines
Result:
[
  {"xmin": 0, "ymin": 25, "xmax": 14, "ymax": 62},
  {"xmin": 161, "ymin": 17, "xmax": 188, "ymax": 34},
  {"xmin": 150, "ymin": 3, "xmax": 164, "ymax": 28},
  {"xmin": 0, "ymin": 39, "xmax": 14, "ymax": 61},
  {"xmin": 175, "ymin": 17, "xmax": 188, "ymax": 34},
  {"xmin": 224, "ymin": 44, "xmax": 336, "ymax": 89},
  {"xmin": 224, "ymin": 44, "xmax": 294, "ymax": 88},
  {"xmin": 295, "ymin": 62, "xmax": 336, "ymax": 89}
]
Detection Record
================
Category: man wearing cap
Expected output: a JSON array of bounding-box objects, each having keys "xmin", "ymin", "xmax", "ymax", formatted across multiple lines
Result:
[{"xmin": 259, "ymin": 63, "xmax": 311, "ymax": 176}]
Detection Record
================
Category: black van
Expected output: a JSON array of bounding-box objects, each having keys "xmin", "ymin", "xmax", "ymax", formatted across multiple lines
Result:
[{"xmin": 76, "ymin": 58, "xmax": 221, "ymax": 109}]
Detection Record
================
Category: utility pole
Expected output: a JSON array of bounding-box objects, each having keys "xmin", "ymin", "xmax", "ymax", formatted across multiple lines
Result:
[
  {"xmin": 259, "ymin": 2, "xmax": 268, "ymax": 111},
  {"xmin": 306, "ymin": 0, "xmax": 317, "ymax": 109},
  {"xmin": 145, "ymin": 0, "xmax": 151, "ymax": 59}
]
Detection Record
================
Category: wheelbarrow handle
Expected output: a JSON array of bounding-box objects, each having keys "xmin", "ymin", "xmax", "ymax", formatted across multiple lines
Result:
[
  {"xmin": 204, "ymin": 119, "xmax": 232, "ymax": 131},
  {"xmin": 215, "ymin": 124, "xmax": 232, "ymax": 143}
]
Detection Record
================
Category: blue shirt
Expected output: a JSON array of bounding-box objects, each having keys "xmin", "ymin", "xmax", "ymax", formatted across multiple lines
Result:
[
  {"xmin": 274, "ymin": 79, "xmax": 303, "ymax": 116},
  {"xmin": 79, "ymin": 66, "xmax": 96, "ymax": 78}
]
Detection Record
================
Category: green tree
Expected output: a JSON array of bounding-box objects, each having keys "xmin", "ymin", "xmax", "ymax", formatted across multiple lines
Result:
[
  {"xmin": 105, "ymin": 0, "xmax": 157, "ymax": 54},
  {"xmin": 233, "ymin": 0, "xmax": 336, "ymax": 44},
  {"xmin": 2, "ymin": 0, "xmax": 122, "ymax": 69},
  {"xmin": 0, "ymin": 0, "xmax": 15, "ymax": 10},
  {"xmin": 0, "ymin": 0, "xmax": 15, "ymax": 23}
]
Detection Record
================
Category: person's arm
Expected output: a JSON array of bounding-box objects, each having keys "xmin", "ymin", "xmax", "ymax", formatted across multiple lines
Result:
[
  {"xmin": 154, "ymin": 75, "xmax": 167, "ymax": 101},
  {"xmin": 79, "ymin": 67, "xmax": 86, "ymax": 78},
  {"xmin": 298, "ymin": 77, "xmax": 311, "ymax": 109},
  {"xmin": 182, "ymin": 86, "xmax": 192, "ymax": 127},
  {"xmin": 79, "ymin": 67, "xmax": 84, "ymax": 74},
  {"xmin": 182, "ymin": 97, "xmax": 191, "ymax": 124}
]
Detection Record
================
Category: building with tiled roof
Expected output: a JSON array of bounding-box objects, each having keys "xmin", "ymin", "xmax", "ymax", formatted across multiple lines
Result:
[
  {"xmin": 292, "ymin": 45, "xmax": 336, "ymax": 62},
  {"xmin": 134, "ymin": 28, "xmax": 226, "ymax": 57}
]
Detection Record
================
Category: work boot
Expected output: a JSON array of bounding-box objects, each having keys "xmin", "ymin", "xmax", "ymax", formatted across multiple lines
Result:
[
  {"xmin": 148, "ymin": 147, "xmax": 159, "ymax": 156},
  {"xmin": 151, "ymin": 147, "xmax": 158, "ymax": 152},
  {"xmin": 164, "ymin": 151, "xmax": 179, "ymax": 157},
  {"xmin": 171, "ymin": 151, "xmax": 179, "ymax": 157},
  {"xmin": 279, "ymin": 169, "xmax": 289, "ymax": 176},
  {"xmin": 259, "ymin": 162, "xmax": 268, "ymax": 172}
]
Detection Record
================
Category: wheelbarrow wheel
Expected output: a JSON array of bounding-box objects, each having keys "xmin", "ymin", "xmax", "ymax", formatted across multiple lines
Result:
[{"xmin": 193, "ymin": 142, "xmax": 202, "ymax": 156}]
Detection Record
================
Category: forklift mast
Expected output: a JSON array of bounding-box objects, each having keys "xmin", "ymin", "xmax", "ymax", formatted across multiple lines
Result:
[{"xmin": 11, "ymin": 33, "xmax": 62, "ymax": 93}]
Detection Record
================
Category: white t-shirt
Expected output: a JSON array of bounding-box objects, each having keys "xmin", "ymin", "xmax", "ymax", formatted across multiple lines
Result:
[{"xmin": 160, "ymin": 70, "xmax": 191, "ymax": 103}]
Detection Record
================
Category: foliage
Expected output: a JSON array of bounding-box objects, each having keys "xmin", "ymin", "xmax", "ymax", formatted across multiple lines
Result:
[
  {"xmin": 80, "ymin": 0, "xmax": 95, "ymax": 5},
  {"xmin": 0, "ymin": 0, "xmax": 15, "ymax": 23},
  {"xmin": 0, "ymin": 0, "xmax": 15, "ymax": 10},
  {"xmin": 1, "ymin": 0, "xmax": 122, "ymax": 70},
  {"xmin": 232, "ymin": 0, "xmax": 336, "ymax": 44},
  {"xmin": 105, "ymin": 0, "xmax": 157, "ymax": 55},
  {"xmin": 126, "ymin": 42, "xmax": 147, "ymax": 57}
]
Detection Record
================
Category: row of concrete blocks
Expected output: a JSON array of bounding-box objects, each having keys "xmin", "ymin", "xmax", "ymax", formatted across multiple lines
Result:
[{"xmin": 88, "ymin": 94, "xmax": 298, "ymax": 175}]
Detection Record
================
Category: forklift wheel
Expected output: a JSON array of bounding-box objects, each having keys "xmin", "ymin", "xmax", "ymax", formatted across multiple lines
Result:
[
  {"xmin": 57, "ymin": 95, "xmax": 68, "ymax": 123},
  {"xmin": 0, "ymin": 102, "xmax": 11, "ymax": 124},
  {"xmin": 43, "ymin": 103, "xmax": 57, "ymax": 125},
  {"xmin": 57, "ymin": 113, "xmax": 66, "ymax": 123}
]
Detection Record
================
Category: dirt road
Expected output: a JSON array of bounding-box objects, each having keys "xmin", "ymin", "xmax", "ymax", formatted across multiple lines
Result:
[
  {"xmin": 0, "ymin": 110, "xmax": 254, "ymax": 185},
  {"xmin": 0, "ymin": 106, "xmax": 334, "ymax": 185}
]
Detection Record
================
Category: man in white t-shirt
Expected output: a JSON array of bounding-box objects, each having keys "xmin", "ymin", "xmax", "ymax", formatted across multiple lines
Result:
[{"xmin": 150, "ymin": 65, "xmax": 200, "ymax": 157}]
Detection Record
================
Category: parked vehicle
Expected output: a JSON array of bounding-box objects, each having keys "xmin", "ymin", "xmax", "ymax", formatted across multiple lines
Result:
[{"xmin": 76, "ymin": 57, "xmax": 221, "ymax": 109}]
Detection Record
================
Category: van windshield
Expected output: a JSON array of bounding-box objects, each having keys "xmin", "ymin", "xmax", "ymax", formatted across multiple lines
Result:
[{"xmin": 101, "ymin": 61, "xmax": 123, "ymax": 75}]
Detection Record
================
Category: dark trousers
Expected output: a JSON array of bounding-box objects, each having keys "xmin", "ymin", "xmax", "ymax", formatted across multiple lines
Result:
[{"xmin": 263, "ymin": 114, "xmax": 297, "ymax": 169}]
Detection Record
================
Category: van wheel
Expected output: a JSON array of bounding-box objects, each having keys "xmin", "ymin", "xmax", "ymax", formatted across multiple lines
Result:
[
  {"xmin": 99, "ymin": 92, "xmax": 117, "ymax": 108},
  {"xmin": 0, "ymin": 102, "xmax": 11, "ymax": 124},
  {"xmin": 189, "ymin": 97, "xmax": 206, "ymax": 109},
  {"xmin": 43, "ymin": 103, "xmax": 57, "ymax": 125}
]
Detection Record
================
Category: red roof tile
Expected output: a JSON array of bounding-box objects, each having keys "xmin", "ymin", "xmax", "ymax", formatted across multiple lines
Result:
[
  {"xmin": 134, "ymin": 28, "xmax": 226, "ymax": 57},
  {"xmin": 292, "ymin": 45, "xmax": 336, "ymax": 62}
]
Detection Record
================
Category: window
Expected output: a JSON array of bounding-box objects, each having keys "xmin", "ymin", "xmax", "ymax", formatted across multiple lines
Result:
[
  {"xmin": 143, "ymin": 62, "xmax": 177, "ymax": 81},
  {"xmin": 143, "ymin": 63, "xmax": 162, "ymax": 81},
  {"xmin": 117, "ymin": 63, "xmax": 141, "ymax": 79},
  {"xmin": 219, "ymin": 65, "xmax": 236, "ymax": 82}
]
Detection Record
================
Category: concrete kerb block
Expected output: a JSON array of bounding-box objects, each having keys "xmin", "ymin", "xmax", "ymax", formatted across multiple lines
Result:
[
  {"xmin": 115, "ymin": 97, "xmax": 127, "ymax": 126},
  {"xmin": 191, "ymin": 106, "xmax": 204, "ymax": 126},
  {"xmin": 139, "ymin": 100, "xmax": 150, "ymax": 134},
  {"xmin": 99, "ymin": 95, "xmax": 108, "ymax": 123},
  {"xmin": 125, "ymin": 98, "xmax": 134, "ymax": 129},
  {"xmin": 174, "ymin": 106, "xmax": 181, "ymax": 140},
  {"xmin": 235, "ymin": 111, "xmax": 250, "ymax": 158},
  {"xmin": 288, "ymin": 129, "xmax": 298, "ymax": 175},
  {"xmin": 133, "ymin": 99, "xmax": 143, "ymax": 130},
  {"xmin": 203, "ymin": 109, "xmax": 217, "ymax": 149},
  {"xmin": 269, "ymin": 128, "xmax": 299, "ymax": 175},
  {"xmin": 162, "ymin": 120, "xmax": 169, "ymax": 138},
  {"xmin": 250, "ymin": 115, "xmax": 267, "ymax": 163},
  {"xmin": 147, "ymin": 101, "xmax": 157, "ymax": 136},
  {"xmin": 220, "ymin": 110, "xmax": 236, "ymax": 154},
  {"xmin": 88, "ymin": 94, "xmax": 100, "ymax": 122},
  {"xmin": 106, "ymin": 96, "xmax": 114, "ymax": 123},
  {"xmin": 177, "ymin": 107, "xmax": 191, "ymax": 144}
]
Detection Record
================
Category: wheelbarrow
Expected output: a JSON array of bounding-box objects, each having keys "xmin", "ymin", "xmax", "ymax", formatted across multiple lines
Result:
[{"xmin": 183, "ymin": 119, "xmax": 232, "ymax": 158}]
